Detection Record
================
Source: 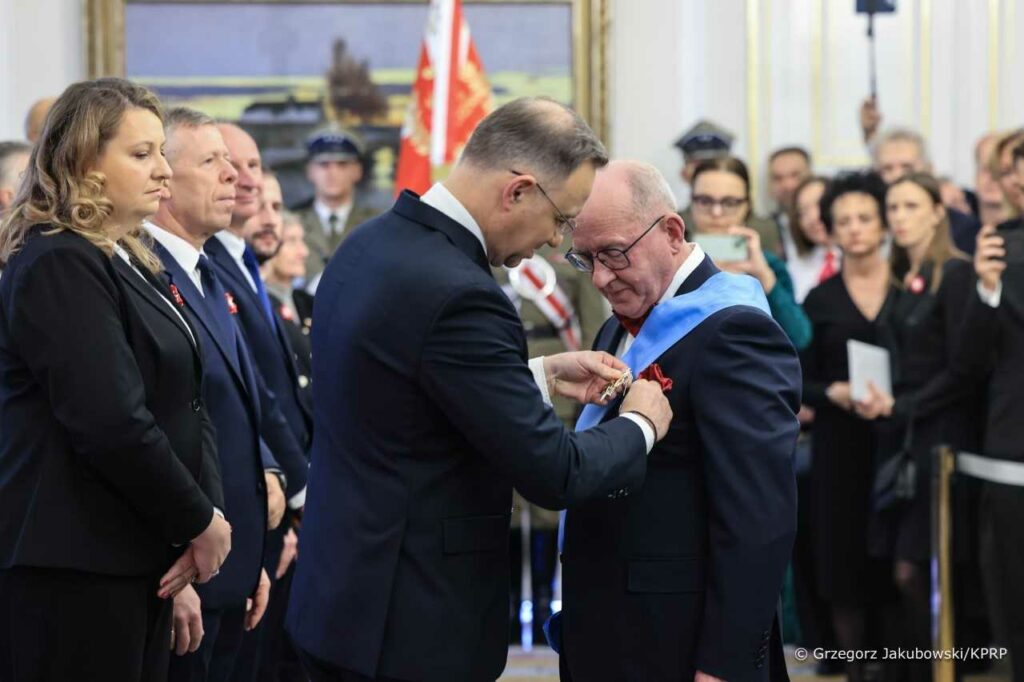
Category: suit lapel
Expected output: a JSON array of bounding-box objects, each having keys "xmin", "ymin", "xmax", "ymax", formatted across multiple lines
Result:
[
  {"xmin": 301, "ymin": 210, "xmax": 331, "ymax": 269},
  {"xmin": 392, "ymin": 190, "xmax": 490, "ymax": 275},
  {"xmin": 205, "ymin": 238, "xmax": 272, "ymax": 335},
  {"xmin": 153, "ymin": 242, "xmax": 255, "ymax": 406},
  {"xmin": 112, "ymin": 257, "xmax": 198, "ymax": 354}
]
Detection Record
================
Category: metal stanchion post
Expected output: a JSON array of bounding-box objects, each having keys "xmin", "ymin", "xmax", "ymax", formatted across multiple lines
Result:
[{"xmin": 932, "ymin": 446, "xmax": 956, "ymax": 682}]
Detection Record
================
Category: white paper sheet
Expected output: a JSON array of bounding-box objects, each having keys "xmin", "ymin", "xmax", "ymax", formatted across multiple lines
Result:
[{"xmin": 847, "ymin": 340, "xmax": 892, "ymax": 402}]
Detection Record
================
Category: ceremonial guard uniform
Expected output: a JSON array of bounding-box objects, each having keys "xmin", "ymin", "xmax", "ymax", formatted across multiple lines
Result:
[{"xmin": 291, "ymin": 127, "xmax": 380, "ymax": 286}]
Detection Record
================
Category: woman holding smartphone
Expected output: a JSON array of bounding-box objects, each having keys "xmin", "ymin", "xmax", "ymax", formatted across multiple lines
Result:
[{"xmin": 689, "ymin": 156, "xmax": 812, "ymax": 350}]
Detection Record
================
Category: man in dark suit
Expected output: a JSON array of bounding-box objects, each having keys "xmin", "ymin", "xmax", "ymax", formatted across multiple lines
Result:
[
  {"xmin": 146, "ymin": 108, "xmax": 285, "ymax": 682},
  {"xmin": 214, "ymin": 161, "xmax": 311, "ymax": 682},
  {"xmin": 958, "ymin": 161, "xmax": 1024, "ymax": 677},
  {"xmin": 213, "ymin": 124, "xmax": 310, "ymax": 511},
  {"xmin": 290, "ymin": 126, "xmax": 380, "ymax": 287},
  {"xmin": 558, "ymin": 160, "xmax": 801, "ymax": 682},
  {"xmin": 286, "ymin": 97, "xmax": 673, "ymax": 682}
]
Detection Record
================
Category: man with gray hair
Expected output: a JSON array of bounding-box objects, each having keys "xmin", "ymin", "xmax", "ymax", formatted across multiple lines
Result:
[
  {"xmin": 872, "ymin": 127, "xmax": 981, "ymax": 253},
  {"xmin": 287, "ymin": 97, "xmax": 673, "ymax": 681},
  {"xmin": 558, "ymin": 160, "xmax": 800, "ymax": 682},
  {"xmin": 0, "ymin": 141, "xmax": 30, "ymax": 214}
]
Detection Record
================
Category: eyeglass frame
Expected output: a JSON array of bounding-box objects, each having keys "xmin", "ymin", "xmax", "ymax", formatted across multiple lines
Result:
[
  {"xmin": 565, "ymin": 214, "xmax": 667, "ymax": 273},
  {"xmin": 691, "ymin": 194, "xmax": 748, "ymax": 214},
  {"xmin": 509, "ymin": 169, "xmax": 576, "ymax": 235}
]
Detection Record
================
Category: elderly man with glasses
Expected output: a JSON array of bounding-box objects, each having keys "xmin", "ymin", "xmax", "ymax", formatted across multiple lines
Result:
[{"xmin": 555, "ymin": 160, "xmax": 801, "ymax": 682}]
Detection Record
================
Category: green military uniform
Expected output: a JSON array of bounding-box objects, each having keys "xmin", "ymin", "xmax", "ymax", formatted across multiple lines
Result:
[{"xmin": 294, "ymin": 198, "xmax": 381, "ymax": 282}]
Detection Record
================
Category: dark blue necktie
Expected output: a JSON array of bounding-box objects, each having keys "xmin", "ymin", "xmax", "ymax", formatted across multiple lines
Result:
[
  {"xmin": 242, "ymin": 246, "xmax": 277, "ymax": 328},
  {"xmin": 197, "ymin": 254, "xmax": 240, "ymax": 368}
]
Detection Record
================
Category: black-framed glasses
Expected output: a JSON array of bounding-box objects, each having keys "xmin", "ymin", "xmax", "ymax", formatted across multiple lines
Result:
[
  {"xmin": 692, "ymin": 194, "xmax": 747, "ymax": 213},
  {"xmin": 565, "ymin": 215, "xmax": 666, "ymax": 273},
  {"xmin": 510, "ymin": 169, "xmax": 576, "ymax": 235}
]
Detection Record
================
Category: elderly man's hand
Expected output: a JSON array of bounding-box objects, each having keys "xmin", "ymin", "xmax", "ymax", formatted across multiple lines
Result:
[
  {"xmin": 619, "ymin": 379, "xmax": 673, "ymax": 443},
  {"xmin": 544, "ymin": 351, "xmax": 630, "ymax": 405}
]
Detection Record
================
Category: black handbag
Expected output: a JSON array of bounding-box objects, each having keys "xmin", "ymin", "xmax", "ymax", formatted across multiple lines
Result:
[{"xmin": 872, "ymin": 415, "xmax": 916, "ymax": 512}]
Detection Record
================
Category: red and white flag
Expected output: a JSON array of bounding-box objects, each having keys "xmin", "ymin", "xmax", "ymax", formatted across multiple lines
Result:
[{"xmin": 394, "ymin": 0, "xmax": 493, "ymax": 196}]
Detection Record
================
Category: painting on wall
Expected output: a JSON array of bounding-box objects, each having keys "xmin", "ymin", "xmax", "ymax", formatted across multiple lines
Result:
[{"xmin": 86, "ymin": 0, "xmax": 607, "ymax": 209}]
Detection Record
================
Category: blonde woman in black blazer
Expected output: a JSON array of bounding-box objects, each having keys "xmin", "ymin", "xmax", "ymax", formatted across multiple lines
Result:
[{"xmin": 0, "ymin": 79, "xmax": 231, "ymax": 682}]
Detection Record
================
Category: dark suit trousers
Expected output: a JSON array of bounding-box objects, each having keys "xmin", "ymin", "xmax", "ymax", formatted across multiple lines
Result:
[
  {"xmin": 0, "ymin": 566, "xmax": 172, "ymax": 682},
  {"xmin": 980, "ymin": 482, "xmax": 1024, "ymax": 681},
  {"xmin": 296, "ymin": 646, "xmax": 411, "ymax": 682},
  {"xmin": 169, "ymin": 604, "xmax": 246, "ymax": 682}
]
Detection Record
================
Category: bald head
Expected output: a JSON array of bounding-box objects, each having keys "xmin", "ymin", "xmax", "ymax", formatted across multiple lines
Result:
[
  {"xmin": 24, "ymin": 97, "xmax": 56, "ymax": 143},
  {"xmin": 217, "ymin": 123, "xmax": 263, "ymax": 229},
  {"xmin": 572, "ymin": 160, "xmax": 689, "ymax": 318}
]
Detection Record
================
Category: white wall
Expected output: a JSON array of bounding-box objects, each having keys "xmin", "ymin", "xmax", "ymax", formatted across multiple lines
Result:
[
  {"xmin": 1, "ymin": 0, "xmax": 1021, "ymax": 213},
  {"xmin": 609, "ymin": 0, "xmax": 1024, "ymax": 215},
  {"xmin": 0, "ymin": 0, "xmax": 83, "ymax": 140}
]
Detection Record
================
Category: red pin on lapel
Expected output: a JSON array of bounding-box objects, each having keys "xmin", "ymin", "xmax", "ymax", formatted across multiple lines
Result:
[
  {"xmin": 224, "ymin": 291, "xmax": 239, "ymax": 315},
  {"xmin": 169, "ymin": 284, "xmax": 185, "ymax": 308},
  {"xmin": 909, "ymin": 275, "xmax": 926, "ymax": 295},
  {"xmin": 638, "ymin": 363, "xmax": 673, "ymax": 393}
]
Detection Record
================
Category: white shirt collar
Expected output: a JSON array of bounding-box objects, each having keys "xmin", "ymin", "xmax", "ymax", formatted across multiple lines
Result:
[
  {"xmin": 314, "ymin": 198, "xmax": 353, "ymax": 230},
  {"xmin": 213, "ymin": 230, "xmax": 247, "ymax": 260},
  {"xmin": 658, "ymin": 243, "xmax": 706, "ymax": 304},
  {"xmin": 144, "ymin": 220, "xmax": 204, "ymax": 274},
  {"xmin": 420, "ymin": 182, "xmax": 487, "ymax": 257}
]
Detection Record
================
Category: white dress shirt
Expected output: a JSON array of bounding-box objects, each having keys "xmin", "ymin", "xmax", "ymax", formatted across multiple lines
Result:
[
  {"xmin": 418, "ymin": 183, "xmax": 655, "ymax": 451},
  {"xmin": 144, "ymin": 221, "xmax": 206, "ymax": 296},
  {"xmin": 212, "ymin": 230, "xmax": 257, "ymax": 292},
  {"xmin": 615, "ymin": 244, "xmax": 706, "ymax": 357}
]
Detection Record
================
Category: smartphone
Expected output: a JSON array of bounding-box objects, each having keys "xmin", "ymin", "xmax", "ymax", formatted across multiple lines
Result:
[
  {"xmin": 693, "ymin": 233, "xmax": 749, "ymax": 263},
  {"xmin": 997, "ymin": 225, "xmax": 1024, "ymax": 265}
]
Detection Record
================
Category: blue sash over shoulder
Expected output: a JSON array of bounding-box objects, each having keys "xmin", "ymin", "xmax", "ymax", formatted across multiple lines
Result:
[
  {"xmin": 575, "ymin": 271, "xmax": 770, "ymax": 432},
  {"xmin": 545, "ymin": 271, "xmax": 770, "ymax": 653}
]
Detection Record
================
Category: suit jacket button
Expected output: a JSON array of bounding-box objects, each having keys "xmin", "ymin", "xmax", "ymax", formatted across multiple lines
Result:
[{"xmin": 191, "ymin": 398, "xmax": 202, "ymax": 412}]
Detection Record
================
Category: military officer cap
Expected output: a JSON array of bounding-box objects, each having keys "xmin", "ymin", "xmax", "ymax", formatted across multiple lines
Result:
[
  {"xmin": 306, "ymin": 126, "xmax": 365, "ymax": 163},
  {"xmin": 673, "ymin": 120, "xmax": 734, "ymax": 161}
]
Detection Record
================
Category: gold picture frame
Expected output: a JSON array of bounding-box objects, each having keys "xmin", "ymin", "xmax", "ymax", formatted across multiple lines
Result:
[{"xmin": 83, "ymin": 0, "xmax": 609, "ymax": 142}]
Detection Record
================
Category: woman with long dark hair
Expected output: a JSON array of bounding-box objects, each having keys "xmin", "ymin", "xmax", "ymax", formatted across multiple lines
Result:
[{"xmin": 854, "ymin": 171, "xmax": 982, "ymax": 682}]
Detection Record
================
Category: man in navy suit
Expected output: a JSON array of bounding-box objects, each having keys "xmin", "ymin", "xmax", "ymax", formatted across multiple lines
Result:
[
  {"xmin": 558, "ymin": 161, "xmax": 800, "ymax": 682},
  {"xmin": 287, "ymin": 97, "xmax": 673, "ymax": 682},
  {"xmin": 146, "ymin": 108, "xmax": 283, "ymax": 682},
  {"xmin": 202, "ymin": 124, "xmax": 312, "ymax": 682}
]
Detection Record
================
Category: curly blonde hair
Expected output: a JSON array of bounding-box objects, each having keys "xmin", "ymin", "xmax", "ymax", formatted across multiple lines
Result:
[{"xmin": 0, "ymin": 78, "xmax": 165, "ymax": 272}]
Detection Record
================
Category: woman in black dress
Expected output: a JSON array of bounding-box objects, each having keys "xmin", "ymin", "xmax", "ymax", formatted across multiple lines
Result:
[
  {"xmin": 802, "ymin": 172, "xmax": 895, "ymax": 682},
  {"xmin": 854, "ymin": 172, "xmax": 982, "ymax": 681}
]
